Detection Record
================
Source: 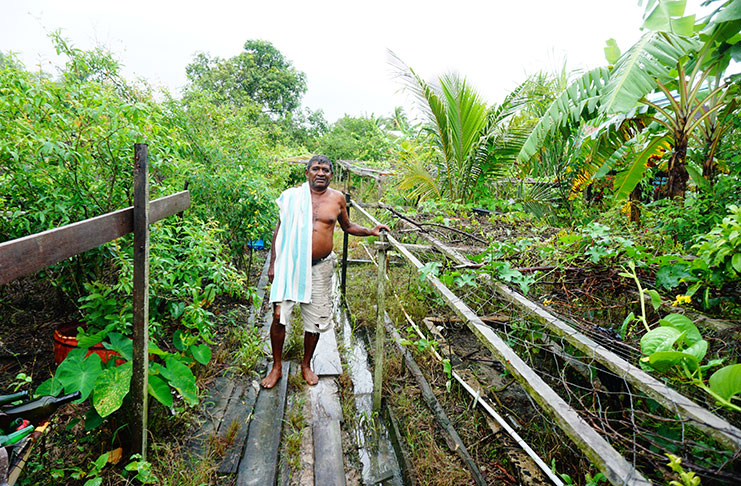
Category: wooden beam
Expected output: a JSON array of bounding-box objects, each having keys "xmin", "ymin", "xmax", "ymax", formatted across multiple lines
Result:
[
  {"xmin": 0, "ymin": 190, "xmax": 190, "ymax": 286},
  {"xmin": 131, "ymin": 143, "xmax": 150, "ymax": 460},
  {"xmin": 351, "ymin": 201, "xmax": 650, "ymax": 486},
  {"xmin": 409, "ymin": 215, "xmax": 741, "ymax": 453},
  {"xmin": 373, "ymin": 236, "xmax": 388, "ymax": 412}
]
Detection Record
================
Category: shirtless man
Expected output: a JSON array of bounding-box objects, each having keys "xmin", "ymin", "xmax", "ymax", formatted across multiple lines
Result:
[{"xmin": 261, "ymin": 155, "xmax": 390, "ymax": 388}]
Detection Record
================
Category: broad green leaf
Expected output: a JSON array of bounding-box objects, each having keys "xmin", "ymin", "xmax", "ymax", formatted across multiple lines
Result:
[
  {"xmin": 56, "ymin": 348, "xmax": 103, "ymax": 401},
  {"xmin": 709, "ymin": 364, "xmax": 741, "ymax": 402},
  {"xmin": 643, "ymin": 0, "xmax": 687, "ymax": 31},
  {"xmin": 656, "ymin": 263, "xmax": 691, "ymax": 289},
  {"xmin": 77, "ymin": 322, "xmax": 117, "ymax": 348},
  {"xmin": 641, "ymin": 327, "xmax": 683, "ymax": 355},
  {"xmin": 605, "ymin": 38, "xmax": 621, "ymax": 64},
  {"xmin": 646, "ymin": 289, "xmax": 662, "ymax": 311},
  {"xmin": 700, "ymin": 358, "xmax": 725, "ymax": 373},
  {"xmin": 715, "ymin": 0, "xmax": 741, "ymax": 22},
  {"xmin": 83, "ymin": 479, "xmax": 103, "ymax": 486},
  {"xmin": 670, "ymin": 14, "xmax": 696, "ymax": 36},
  {"xmin": 35, "ymin": 375, "xmax": 64, "ymax": 397},
  {"xmin": 613, "ymin": 136, "xmax": 671, "ymax": 202},
  {"xmin": 647, "ymin": 350, "xmax": 698, "ymax": 372},
  {"xmin": 164, "ymin": 357, "xmax": 198, "ymax": 406},
  {"xmin": 93, "ymin": 362, "xmax": 132, "ymax": 417},
  {"xmin": 600, "ymin": 32, "xmax": 699, "ymax": 114},
  {"xmin": 189, "ymin": 344, "xmax": 211, "ymax": 365},
  {"xmin": 686, "ymin": 164, "xmax": 710, "ymax": 191},
  {"xmin": 147, "ymin": 374, "xmax": 173, "ymax": 407},
  {"xmin": 660, "ymin": 313, "xmax": 702, "ymax": 345},
  {"xmin": 682, "ymin": 339, "xmax": 708, "ymax": 364},
  {"xmin": 732, "ymin": 253, "xmax": 741, "ymax": 272},
  {"xmin": 173, "ymin": 330, "xmax": 187, "ymax": 351},
  {"xmin": 103, "ymin": 332, "xmax": 132, "ymax": 362}
]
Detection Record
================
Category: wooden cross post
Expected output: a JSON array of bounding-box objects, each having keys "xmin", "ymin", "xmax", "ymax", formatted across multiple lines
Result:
[
  {"xmin": 372, "ymin": 235, "xmax": 388, "ymax": 412},
  {"xmin": 340, "ymin": 193, "xmax": 350, "ymax": 299},
  {"xmin": 132, "ymin": 143, "xmax": 150, "ymax": 459}
]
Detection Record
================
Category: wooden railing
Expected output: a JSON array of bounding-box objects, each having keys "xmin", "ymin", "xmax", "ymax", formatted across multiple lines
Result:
[{"xmin": 0, "ymin": 143, "xmax": 190, "ymax": 461}]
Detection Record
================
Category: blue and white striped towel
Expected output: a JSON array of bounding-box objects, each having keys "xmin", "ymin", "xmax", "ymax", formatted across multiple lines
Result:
[{"xmin": 269, "ymin": 182, "xmax": 313, "ymax": 304}]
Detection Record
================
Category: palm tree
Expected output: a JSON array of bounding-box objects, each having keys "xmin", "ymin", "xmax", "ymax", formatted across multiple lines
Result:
[{"xmin": 390, "ymin": 52, "xmax": 532, "ymax": 203}]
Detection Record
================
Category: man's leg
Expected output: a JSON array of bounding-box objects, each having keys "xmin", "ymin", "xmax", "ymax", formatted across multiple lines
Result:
[
  {"xmin": 301, "ymin": 331, "xmax": 320, "ymax": 386},
  {"xmin": 261, "ymin": 305, "xmax": 285, "ymax": 389}
]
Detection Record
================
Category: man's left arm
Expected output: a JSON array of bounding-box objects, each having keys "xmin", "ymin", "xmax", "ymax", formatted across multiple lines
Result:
[{"xmin": 337, "ymin": 194, "xmax": 390, "ymax": 236}]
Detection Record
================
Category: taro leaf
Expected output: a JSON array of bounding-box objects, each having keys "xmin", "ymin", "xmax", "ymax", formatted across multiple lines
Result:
[
  {"xmin": 709, "ymin": 364, "xmax": 741, "ymax": 403},
  {"xmin": 103, "ymin": 332, "xmax": 132, "ymax": 362},
  {"xmin": 640, "ymin": 327, "xmax": 684, "ymax": 355},
  {"xmin": 56, "ymin": 348, "xmax": 103, "ymax": 401},
  {"xmin": 163, "ymin": 357, "xmax": 198, "ymax": 406},
  {"xmin": 656, "ymin": 263, "xmax": 691, "ymax": 290},
  {"xmin": 93, "ymin": 362, "xmax": 132, "ymax": 417},
  {"xmin": 660, "ymin": 314, "xmax": 703, "ymax": 346},
  {"xmin": 647, "ymin": 351, "xmax": 698, "ymax": 373},
  {"xmin": 646, "ymin": 289, "xmax": 662, "ymax": 311},
  {"xmin": 189, "ymin": 344, "xmax": 211, "ymax": 365},
  {"xmin": 84, "ymin": 408, "xmax": 104, "ymax": 431},
  {"xmin": 147, "ymin": 374, "xmax": 173, "ymax": 407},
  {"xmin": 35, "ymin": 374, "xmax": 64, "ymax": 397}
]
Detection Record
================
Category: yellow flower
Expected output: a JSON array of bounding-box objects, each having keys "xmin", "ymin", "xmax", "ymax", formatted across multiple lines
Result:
[{"xmin": 672, "ymin": 295, "xmax": 691, "ymax": 306}]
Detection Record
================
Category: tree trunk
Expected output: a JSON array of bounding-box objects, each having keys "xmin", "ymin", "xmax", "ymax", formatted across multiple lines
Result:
[
  {"xmin": 666, "ymin": 136, "xmax": 689, "ymax": 199},
  {"xmin": 629, "ymin": 184, "xmax": 642, "ymax": 225}
]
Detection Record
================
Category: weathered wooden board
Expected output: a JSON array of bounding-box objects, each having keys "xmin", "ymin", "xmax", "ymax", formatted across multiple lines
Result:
[
  {"xmin": 384, "ymin": 399, "xmax": 417, "ymax": 486},
  {"xmin": 309, "ymin": 378, "xmax": 343, "ymax": 422},
  {"xmin": 186, "ymin": 376, "xmax": 235, "ymax": 458},
  {"xmin": 236, "ymin": 361, "xmax": 290, "ymax": 486},
  {"xmin": 352, "ymin": 201, "xmax": 650, "ymax": 486},
  {"xmin": 0, "ymin": 190, "xmax": 190, "ymax": 285},
  {"xmin": 312, "ymin": 328, "xmax": 342, "ymax": 376},
  {"xmin": 313, "ymin": 419, "xmax": 345, "ymax": 486},
  {"xmin": 219, "ymin": 381, "xmax": 259, "ymax": 474}
]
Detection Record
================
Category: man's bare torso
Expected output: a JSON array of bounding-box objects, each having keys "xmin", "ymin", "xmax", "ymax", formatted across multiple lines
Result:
[{"xmin": 310, "ymin": 187, "xmax": 345, "ymax": 260}]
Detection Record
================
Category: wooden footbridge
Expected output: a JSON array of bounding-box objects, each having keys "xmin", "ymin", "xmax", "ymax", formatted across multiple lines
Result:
[{"xmin": 186, "ymin": 159, "xmax": 741, "ymax": 486}]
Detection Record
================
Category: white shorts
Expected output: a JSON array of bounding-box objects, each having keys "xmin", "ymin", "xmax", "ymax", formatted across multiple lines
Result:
[{"xmin": 276, "ymin": 253, "xmax": 336, "ymax": 333}]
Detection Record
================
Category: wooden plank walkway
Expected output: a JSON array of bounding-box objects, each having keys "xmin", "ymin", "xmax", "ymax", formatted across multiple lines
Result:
[{"xmin": 187, "ymin": 253, "xmax": 349, "ymax": 485}]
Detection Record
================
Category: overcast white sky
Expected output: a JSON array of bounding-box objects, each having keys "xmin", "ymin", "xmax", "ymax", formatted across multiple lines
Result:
[{"xmin": 0, "ymin": 0, "xmax": 715, "ymax": 122}]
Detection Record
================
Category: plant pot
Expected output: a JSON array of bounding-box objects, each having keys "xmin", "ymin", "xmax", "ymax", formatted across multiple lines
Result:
[{"xmin": 52, "ymin": 321, "xmax": 123, "ymax": 366}]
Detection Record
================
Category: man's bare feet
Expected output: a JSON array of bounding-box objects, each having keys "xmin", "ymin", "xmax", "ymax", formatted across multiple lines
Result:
[
  {"xmin": 301, "ymin": 364, "xmax": 319, "ymax": 386},
  {"xmin": 261, "ymin": 365, "xmax": 282, "ymax": 389}
]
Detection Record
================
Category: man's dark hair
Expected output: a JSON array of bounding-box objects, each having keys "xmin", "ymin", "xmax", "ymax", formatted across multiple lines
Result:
[{"xmin": 306, "ymin": 154, "xmax": 333, "ymax": 172}]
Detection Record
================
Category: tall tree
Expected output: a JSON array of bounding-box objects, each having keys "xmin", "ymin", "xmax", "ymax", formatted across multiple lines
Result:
[{"xmin": 185, "ymin": 40, "xmax": 307, "ymax": 117}]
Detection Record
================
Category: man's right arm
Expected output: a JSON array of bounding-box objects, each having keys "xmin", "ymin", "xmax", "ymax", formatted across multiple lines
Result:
[{"xmin": 268, "ymin": 218, "xmax": 280, "ymax": 283}]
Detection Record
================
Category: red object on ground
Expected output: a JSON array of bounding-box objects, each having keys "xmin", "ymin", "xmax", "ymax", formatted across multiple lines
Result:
[{"xmin": 52, "ymin": 322, "xmax": 123, "ymax": 365}]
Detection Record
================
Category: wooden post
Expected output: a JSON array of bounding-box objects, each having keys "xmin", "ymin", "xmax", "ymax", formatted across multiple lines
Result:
[
  {"xmin": 373, "ymin": 236, "xmax": 388, "ymax": 412},
  {"xmin": 132, "ymin": 143, "xmax": 150, "ymax": 460},
  {"xmin": 340, "ymin": 193, "xmax": 350, "ymax": 299},
  {"xmin": 377, "ymin": 176, "xmax": 384, "ymax": 203}
]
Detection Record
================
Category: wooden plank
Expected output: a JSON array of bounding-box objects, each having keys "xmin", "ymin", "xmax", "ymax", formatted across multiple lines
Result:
[
  {"xmin": 0, "ymin": 190, "xmax": 190, "ymax": 285},
  {"xmin": 373, "ymin": 237, "xmax": 388, "ymax": 412},
  {"xmin": 384, "ymin": 312, "xmax": 488, "ymax": 486},
  {"xmin": 313, "ymin": 419, "xmax": 346, "ymax": 486},
  {"xmin": 186, "ymin": 377, "xmax": 235, "ymax": 458},
  {"xmin": 310, "ymin": 377, "xmax": 345, "ymax": 485},
  {"xmin": 312, "ymin": 328, "xmax": 342, "ymax": 376},
  {"xmin": 237, "ymin": 361, "xmax": 290, "ymax": 486},
  {"xmin": 351, "ymin": 201, "xmax": 651, "ymax": 486},
  {"xmin": 219, "ymin": 382, "xmax": 259, "ymax": 474},
  {"xmin": 132, "ymin": 143, "xmax": 150, "ymax": 460},
  {"xmin": 409, "ymin": 213, "xmax": 741, "ymax": 453},
  {"xmin": 383, "ymin": 400, "xmax": 417, "ymax": 486}
]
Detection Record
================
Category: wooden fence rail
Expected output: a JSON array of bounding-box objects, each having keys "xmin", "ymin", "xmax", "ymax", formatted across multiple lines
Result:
[{"xmin": 0, "ymin": 144, "xmax": 190, "ymax": 461}]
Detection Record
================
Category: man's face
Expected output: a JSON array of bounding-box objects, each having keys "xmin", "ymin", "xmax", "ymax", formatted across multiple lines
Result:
[{"xmin": 306, "ymin": 162, "xmax": 332, "ymax": 190}]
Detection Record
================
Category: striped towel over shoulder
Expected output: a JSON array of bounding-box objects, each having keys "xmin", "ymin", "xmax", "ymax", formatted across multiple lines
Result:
[{"xmin": 269, "ymin": 182, "xmax": 313, "ymax": 304}]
